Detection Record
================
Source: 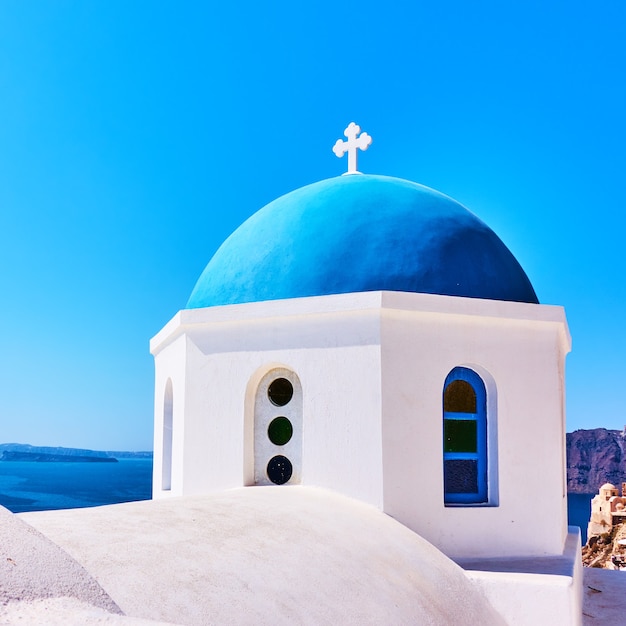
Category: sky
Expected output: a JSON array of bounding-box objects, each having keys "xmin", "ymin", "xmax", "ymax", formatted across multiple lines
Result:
[{"xmin": 0, "ymin": 1, "xmax": 625, "ymax": 450}]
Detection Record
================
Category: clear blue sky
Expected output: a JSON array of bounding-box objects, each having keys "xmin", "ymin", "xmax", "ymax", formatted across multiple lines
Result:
[{"xmin": 1, "ymin": 1, "xmax": 624, "ymax": 450}]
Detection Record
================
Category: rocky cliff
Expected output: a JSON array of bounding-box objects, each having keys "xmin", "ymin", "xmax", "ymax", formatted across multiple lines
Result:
[
  {"xmin": 567, "ymin": 428, "xmax": 626, "ymax": 494},
  {"xmin": 581, "ymin": 523, "xmax": 626, "ymax": 568}
]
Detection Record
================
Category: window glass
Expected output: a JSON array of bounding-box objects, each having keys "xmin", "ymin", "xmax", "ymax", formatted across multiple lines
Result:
[
  {"xmin": 444, "ymin": 459, "xmax": 478, "ymax": 494},
  {"xmin": 267, "ymin": 455, "xmax": 293, "ymax": 485},
  {"xmin": 268, "ymin": 416, "xmax": 293, "ymax": 446},
  {"xmin": 268, "ymin": 378, "xmax": 294, "ymax": 406},
  {"xmin": 444, "ymin": 380, "xmax": 476, "ymax": 413},
  {"xmin": 444, "ymin": 419, "xmax": 477, "ymax": 453},
  {"xmin": 443, "ymin": 367, "xmax": 488, "ymax": 505}
]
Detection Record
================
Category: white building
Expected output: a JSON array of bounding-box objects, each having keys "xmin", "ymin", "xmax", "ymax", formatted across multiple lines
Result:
[
  {"xmin": 588, "ymin": 482, "xmax": 626, "ymax": 539},
  {"xmin": 150, "ymin": 126, "xmax": 582, "ymax": 624}
]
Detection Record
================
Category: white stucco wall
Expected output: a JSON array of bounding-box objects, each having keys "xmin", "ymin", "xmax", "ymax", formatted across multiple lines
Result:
[
  {"xmin": 151, "ymin": 290, "xmax": 570, "ymax": 561},
  {"xmin": 379, "ymin": 292, "xmax": 571, "ymax": 558},
  {"xmin": 151, "ymin": 294, "xmax": 385, "ymax": 508},
  {"xmin": 462, "ymin": 529, "xmax": 583, "ymax": 626},
  {"xmin": 152, "ymin": 331, "xmax": 187, "ymax": 497}
]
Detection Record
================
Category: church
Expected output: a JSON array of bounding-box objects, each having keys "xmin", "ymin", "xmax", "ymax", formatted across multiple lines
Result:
[{"xmin": 149, "ymin": 123, "xmax": 582, "ymax": 624}]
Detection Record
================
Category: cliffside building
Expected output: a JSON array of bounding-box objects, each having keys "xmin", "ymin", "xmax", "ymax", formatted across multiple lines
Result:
[
  {"xmin": 150, "ymin": 124, "xmax": 582, "ymax": 624},
  {"xmin": 588, "ymin": 482, "xmax": 626, "ymax": 538}
]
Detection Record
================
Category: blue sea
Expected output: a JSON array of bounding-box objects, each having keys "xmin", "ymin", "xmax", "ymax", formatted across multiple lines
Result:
[
  {"xmin": 568, "ymin": 493, "xmax": 594, "ymax": 544},
  {"xmin": 0, "ymin": 458, "xmax": 152, "ymax": 513}
]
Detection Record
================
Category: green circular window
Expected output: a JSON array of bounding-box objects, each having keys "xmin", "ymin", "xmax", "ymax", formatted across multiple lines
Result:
[
  {"xmin": 267, "ymin": 455, "xmax": 293, "ymax": 485},
  {"xmin": 268, "ymin": 417, "xmax": 293, "ymax": 446},
  {"xmin": 267, "ymin": 378, "xmax": 293, "ymax": 406}
]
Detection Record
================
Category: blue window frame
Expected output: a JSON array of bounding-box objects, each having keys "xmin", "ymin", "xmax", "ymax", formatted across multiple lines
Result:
[{"xmin": 443, "ymin": 367, "xmax": 488, "ymax": 504}]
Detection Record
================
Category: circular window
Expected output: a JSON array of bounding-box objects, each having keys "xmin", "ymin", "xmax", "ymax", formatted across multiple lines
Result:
[
  {"xmin": 267, "ymin": 378, "xmax": 293, "ymax": 406},
  {"xmin": 268, "ymin": 416, "xmax": 293, "ymax": 446},
  {"xmin": 266, "ymin": 455, "xmax": 293, "ymax": 485}
]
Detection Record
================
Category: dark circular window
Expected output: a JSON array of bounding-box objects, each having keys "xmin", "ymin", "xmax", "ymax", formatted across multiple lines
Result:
[
  {"xmin": 266, "ymin": 455, "xmax": 293, "ymax": 485},
  {"xmin": 268, "ymin": 417, "xmax": 293, "ymax": 446},
  {"xmin": 267, "ymin": 378, "xmax": 293, "ymax": 406}
]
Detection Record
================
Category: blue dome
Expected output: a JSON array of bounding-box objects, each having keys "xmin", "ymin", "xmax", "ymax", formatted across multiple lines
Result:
[{"xmin": 187, "ymin": 175, "xmax": 538, "ymax": 309}]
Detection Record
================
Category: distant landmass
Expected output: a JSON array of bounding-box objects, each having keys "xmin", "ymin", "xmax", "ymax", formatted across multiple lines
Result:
[
  {"xmin": 104, "ymin": 451, "xmax": 153, "ymax": 459},
  {"xmin": 0, "ymin": 444, "xmax": 152, "ymax": 464},
  {"xmin": 567, "ymin": 428, "xmax": 626, "ymax": 493},
  {"xmin": 1, "ymin": 451, "xmax": 117, "ymax": 463}
]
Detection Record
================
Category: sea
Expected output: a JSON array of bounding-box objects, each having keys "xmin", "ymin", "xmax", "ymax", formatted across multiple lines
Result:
[
  {"xmin": 568, "ymin": 493, "xmax": 594, "ymax": 544},
  {"xmin": 0, "ymin": 458, "xmax": 152, "ymax": 513},
  {"xmin": 0, "ymin": 460, "xmax": 595, "ymax": 543}
]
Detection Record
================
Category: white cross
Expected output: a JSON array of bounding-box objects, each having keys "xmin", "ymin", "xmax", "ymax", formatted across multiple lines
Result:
[{"xmin": 333, "ymin": 122, "xmax": 372, "ymax": 175}]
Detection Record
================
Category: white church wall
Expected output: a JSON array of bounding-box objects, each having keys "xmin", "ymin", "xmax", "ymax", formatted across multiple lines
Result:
[
  {"xmin": 151, "ymin": 295, "xmax": 385, "ymax": 506},
  {"xmin": 151, "ymin": 291, "xmax": 570, "ymax": 560},
  {"xmin": 380, "ymin": 292, "xmax": 571, "ymax": 558},
  {"xmin": 152, "ymin": 332, "xmax": 187, "ymax": 498},
  {"xmin": 177, "ymin": 339, "xmax": 245, "ymax": 495},
  {"xmin": 245, "ymin": 342, "xmax": 384, "ymax": 505},
  {"xmin": 296, "ymin": 344, "xmax": 383, "ymax": 507}
]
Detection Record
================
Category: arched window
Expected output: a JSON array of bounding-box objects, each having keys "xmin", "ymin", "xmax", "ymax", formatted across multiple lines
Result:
[
  {"xmin": 443, "ymin": 367, "xmax": 487, "ymax": 504},
  {"xmin": 253, "ymin": 368, "xmax": 302, "ymax": 486},
  {"xmin": 162, "ymin": 379, "xmax": 173, "ymax": 491}
]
